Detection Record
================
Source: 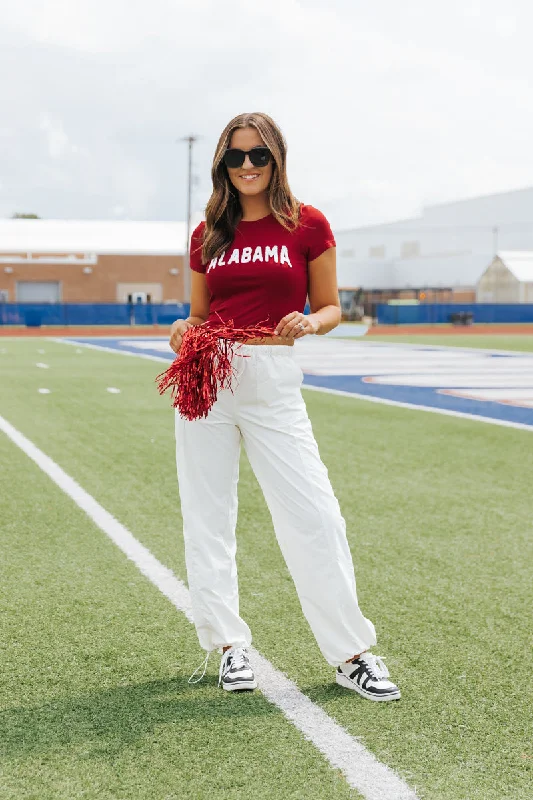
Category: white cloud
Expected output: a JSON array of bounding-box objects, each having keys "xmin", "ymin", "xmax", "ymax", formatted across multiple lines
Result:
[
  {"xmin": 110, "ymin": 159, "xmax": 159, "ymax": 218},
  {"xmin": 39, "ymin": 114, "xmax": 70, "ymax": 158},
  {"xmin": 39, "ymin": 114, "xmax": 89, "ymax": 159},
  {"xmin": 1, "ymin": 0, "xmax": 532, "ymax": 226},
  {"xmin": 491, "ymin": 14, "xmax": 517, "ymax": 37},
  {"xmin": 462, "ymin": 1, "xmax": 483, "ymax": 18}
]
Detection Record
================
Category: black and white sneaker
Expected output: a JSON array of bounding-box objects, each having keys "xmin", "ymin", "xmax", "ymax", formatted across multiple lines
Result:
[
  {"xmin": 219, "ymin": 647, "xmax": 257, "ymax": 692},
  {"xmin": 336, "ymin": 653, "xmax": 401, "ymax": 701}
]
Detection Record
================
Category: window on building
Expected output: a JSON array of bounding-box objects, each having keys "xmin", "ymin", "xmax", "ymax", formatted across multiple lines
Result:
[
  {"xmin": 401, "ymin": 241, "xmax": 420, "ymax": 258},
  {"xmin": 369, "ymin": 245, "xmax": 385, "ymax": 258}
]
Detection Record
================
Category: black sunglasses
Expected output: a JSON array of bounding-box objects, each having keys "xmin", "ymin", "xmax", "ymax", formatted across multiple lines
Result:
[{"xmin": 223, "ymin": 146, "xmax": 272, "ymax": 169}]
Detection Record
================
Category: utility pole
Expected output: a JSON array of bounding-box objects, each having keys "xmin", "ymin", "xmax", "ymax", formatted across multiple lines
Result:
[{"xmin": 180, "ymin": 135, "xmax": 198, "ymax": 304}]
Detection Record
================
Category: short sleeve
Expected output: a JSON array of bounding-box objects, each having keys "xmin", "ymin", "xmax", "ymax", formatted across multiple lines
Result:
[
  {"xmin": 189, "ymin": 222, "xmax": 206, "ymax": 273},
  {"xmin": 301, "ymin": 205, "xmax": 336, "ymax": 262}
]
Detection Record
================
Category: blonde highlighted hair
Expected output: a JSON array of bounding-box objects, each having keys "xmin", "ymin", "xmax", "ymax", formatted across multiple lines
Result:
[{"xmin": 202, "ymin": 112, "xmax": 300, "ymax": 263}]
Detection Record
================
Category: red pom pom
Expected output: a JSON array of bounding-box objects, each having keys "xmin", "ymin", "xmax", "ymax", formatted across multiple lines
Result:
[{"xmin": 156, "ymin": 321, "xmax": 275, "ymax": 420}]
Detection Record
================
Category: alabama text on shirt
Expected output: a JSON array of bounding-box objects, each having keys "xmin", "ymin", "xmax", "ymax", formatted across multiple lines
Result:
[{"xmin": 207, "ymin": 245, "xmax": 293, "ymax": 272}]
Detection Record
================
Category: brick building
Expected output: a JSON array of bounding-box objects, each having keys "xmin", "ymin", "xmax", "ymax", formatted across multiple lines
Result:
[{"xmin": 0, "ymin": 219, "xmax": 188, "ymax": 303}]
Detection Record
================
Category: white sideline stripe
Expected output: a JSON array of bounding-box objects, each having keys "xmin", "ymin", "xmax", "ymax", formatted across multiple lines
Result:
[
  {"xmin": 303, "ymin": 385, "xmax": 533, "ymax": 432},
  {"xmin": 54, "ymin": 337, "xmax": 533, "ymax": 432},
  {"xmin": 0, "ymin": 412, "xmax": 418, "ymax": 800}
]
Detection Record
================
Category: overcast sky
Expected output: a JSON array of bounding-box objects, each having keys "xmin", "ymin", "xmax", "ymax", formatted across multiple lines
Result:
[{"xmin": 1, "ymin": 0, "xmax": 532, "ymax": 230}]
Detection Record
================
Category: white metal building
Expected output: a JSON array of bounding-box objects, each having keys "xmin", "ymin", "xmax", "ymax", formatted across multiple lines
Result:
[
  {"xmin": 477, "ymin": 252, "xmax": 533, "ymax": 303},
  {"xmin": 335, "ymin": 186, "xmax": 533, "ymax": 295}
]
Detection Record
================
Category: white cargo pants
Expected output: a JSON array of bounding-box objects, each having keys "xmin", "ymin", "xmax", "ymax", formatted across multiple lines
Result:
[{"xmin": 174, "ymin": 343, "xmax": 377, "ymax": 666}]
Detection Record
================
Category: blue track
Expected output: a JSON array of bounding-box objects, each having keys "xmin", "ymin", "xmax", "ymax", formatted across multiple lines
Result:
[{"xmin": 68, "ymin": 337, "xmax": 533, "ymax": 429}]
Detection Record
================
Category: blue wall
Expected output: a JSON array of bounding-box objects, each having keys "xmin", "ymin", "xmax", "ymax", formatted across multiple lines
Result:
[
  {"xmin": 0, "ymin": 303, "xmax": 191, "ymax": 327},
  {"xmin": 377, "ymin": 303, "xmax": 533, "ymax": 325},
  {"xmin": 3, "ymin": 301, "xmax": 532, "ymax": 327}
]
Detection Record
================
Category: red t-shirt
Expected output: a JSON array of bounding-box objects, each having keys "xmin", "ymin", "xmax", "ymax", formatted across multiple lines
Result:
[{"xmin": 189, "ymin": 204, "xmax": 336, "ymax": 328}]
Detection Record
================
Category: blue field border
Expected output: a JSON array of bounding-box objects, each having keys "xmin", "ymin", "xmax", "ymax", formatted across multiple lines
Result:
[
  {"xmin": 302, "ymin": 374, "xmax": 533, "ymax": 426},
  {"xmin": 66, "ymin": 337, "xmax": 533, "ymax": 429},
  {"xmin": 71, "ymin": 337, "xmax": 173, "ymax": 361}
]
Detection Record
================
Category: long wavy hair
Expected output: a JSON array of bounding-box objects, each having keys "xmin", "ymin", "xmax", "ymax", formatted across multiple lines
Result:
[{"xmin": 201, "ymin": 112, "xmax": 300, "ymax": 263}]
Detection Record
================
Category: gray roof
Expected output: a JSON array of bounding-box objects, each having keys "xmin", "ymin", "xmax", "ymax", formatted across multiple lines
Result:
[{"xmin": 0, "ymin": 218, "xmax": 191, "ymax": 256}]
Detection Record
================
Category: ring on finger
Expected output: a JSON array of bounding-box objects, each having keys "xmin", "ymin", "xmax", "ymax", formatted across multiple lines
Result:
[{"xmin": 297, "ymin": 321, "xmax": 305, "ymax": 331}]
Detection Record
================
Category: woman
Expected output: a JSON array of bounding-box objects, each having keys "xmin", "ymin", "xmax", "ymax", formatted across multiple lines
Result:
[{"xmin": 169, "ymin": 112, "xmax": 400, "ymax": 701}]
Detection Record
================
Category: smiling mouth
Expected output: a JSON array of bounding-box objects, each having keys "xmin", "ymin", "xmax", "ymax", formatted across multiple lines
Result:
[{"xmin": 240, "ymin": 173, "xmax": 260, "ymax": 181}]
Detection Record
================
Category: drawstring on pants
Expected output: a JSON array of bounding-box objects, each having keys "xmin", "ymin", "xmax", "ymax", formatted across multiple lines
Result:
[{"xmin": 188, "ymin": 651, "xmax": 211, "ymax": 684}]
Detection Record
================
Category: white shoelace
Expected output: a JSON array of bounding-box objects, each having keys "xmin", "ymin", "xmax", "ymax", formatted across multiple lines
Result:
[
  {"xmin": 218, "ymin": 646, "xmax": 248, "ymax": 686},
  {"xmin": 360, "ymin": 653, "xmax": 390, "ymax": 680},
  {"xmin": 230, "ymin": 647, "xmax": 248, "ymax": 670}
]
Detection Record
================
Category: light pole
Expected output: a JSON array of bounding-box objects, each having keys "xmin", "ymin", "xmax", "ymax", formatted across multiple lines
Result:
[
  {"xmin": 180, "ymin": 135, "xmax": 198, "ymax": 305},
  {"xmin": 492, "ymin": 225, "xmax": 499, "ymax": 256}
]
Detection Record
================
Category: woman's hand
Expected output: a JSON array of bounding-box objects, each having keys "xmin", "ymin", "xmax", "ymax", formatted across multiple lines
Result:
[
  {"xmin": 169, "ymin": 319, "xmax": 193, "ymax": 353},
  {"xmin": 274, "ymin": 311, "xmax": 321, "ymax": 339}
]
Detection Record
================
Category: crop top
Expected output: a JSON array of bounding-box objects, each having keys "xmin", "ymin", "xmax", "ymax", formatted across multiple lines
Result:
[{"xmin": 189, "ymin": 204, "xmax": 336, "ymax": 328}]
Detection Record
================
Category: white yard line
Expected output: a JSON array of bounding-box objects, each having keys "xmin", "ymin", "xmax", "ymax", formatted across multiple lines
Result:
[
  {"xmin": 54, "ymin": 337, "xmax": 533, "ymax": 432},
  {"xmin": 0, "ymin": 412, "xmax": 418, "ymax": 800}
]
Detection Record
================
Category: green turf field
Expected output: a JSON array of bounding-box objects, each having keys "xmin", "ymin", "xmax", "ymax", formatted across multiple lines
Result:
[
  {"xmin": 1, "ymin": 339, "xmax": 532, "ymax": 800},
  {"xmin": 363, "ymin": 334, "xmax": 533, "ymax": 352}
]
